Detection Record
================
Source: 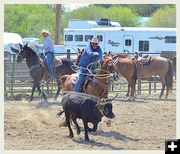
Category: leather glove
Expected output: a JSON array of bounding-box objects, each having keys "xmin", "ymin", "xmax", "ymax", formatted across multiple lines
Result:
[{"xmin": 93, "ymin": 52, "xmax": 99, "ymax": 56}]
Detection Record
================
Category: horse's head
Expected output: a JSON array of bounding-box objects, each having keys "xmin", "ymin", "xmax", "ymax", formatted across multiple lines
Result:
[
  {"xmin": 75, "ymin": 48, "xmax": 84, "ymax": 66},
  {"xmin": 16, "ymin": 43, "xmax": 36, "ymax": 63},
  {"xmin": 101, "ymin": 55, "xmax": 119, "ymax": 80}
]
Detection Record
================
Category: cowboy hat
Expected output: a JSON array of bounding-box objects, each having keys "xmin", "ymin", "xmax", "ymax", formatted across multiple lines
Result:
[
  {"xmin": 41, "ymin": 29, "xmax": 51, "ymax": 35},
  {"xmin": 89, "ymin": 38, "xmax": 99, "ymax": 44}
]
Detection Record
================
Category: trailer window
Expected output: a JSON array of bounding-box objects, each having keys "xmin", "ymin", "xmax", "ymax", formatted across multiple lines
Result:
[
  {"xmin": 125, "ymin": 39, "xmax": 131, "ymax": 46},
  {"xmin": 75, "ymin": 35, "xmax": 83, "ymax": 41},
  {"xmin": 85, "ymin": 35, "xmax": 93, "ymax": 41},
  {"xmin": 65, "ymin": 35, "xmax": 73, "ymax": 41},
  {"xmin": 165, "ymin": 36, "xmax": 176, "ymax": 43},
  {"xmin": 97, "ymin": 35, "xmax": 103, "ymax": 41},
  {"xmin": 139, "ymin": 41, "xmax": 149, "ymax": 52}
]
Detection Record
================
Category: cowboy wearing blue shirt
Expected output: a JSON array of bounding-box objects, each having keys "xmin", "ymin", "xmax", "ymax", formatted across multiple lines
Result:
[
  {"xmin": 35, "ymin": 29, "xmax": 55, "ymax": 82},
  {"xmin": 74, "ymin": 38, "xmax": 103, "ymax": 92}
]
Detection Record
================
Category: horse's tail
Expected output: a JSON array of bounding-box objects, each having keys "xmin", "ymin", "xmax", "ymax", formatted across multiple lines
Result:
[
  {"xmin": 60, "ymin": 75, "xmax": 69, "ymax": 92},
  {"xmin": 60, "ymin": 75, "xmax": 69, "ymax": 83},
  {"xmin": 165, "ymin": 60, "xmax": 173, "ymax": 91},
  {"xmin": 57, "ymin": 110, "xmax": 64, "ymax": 116},
  {"xmin": 132, "ymin": 61, "xmax": 137, "ymax": 85}
]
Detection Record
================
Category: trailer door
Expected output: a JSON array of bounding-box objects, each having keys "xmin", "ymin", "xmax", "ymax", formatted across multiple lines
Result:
[{"xmin": 123, "ymin": 35, "xmax": 134, "ymax": 53}]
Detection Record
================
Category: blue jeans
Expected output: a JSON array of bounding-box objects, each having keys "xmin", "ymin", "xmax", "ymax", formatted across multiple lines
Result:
[
  {"xmin": 45, "ymin": 52, "xmax": 54, "ymax": 79},
  {"xmin": 74, "ymin": 68, "xmax": 88, "ymax": 92}
]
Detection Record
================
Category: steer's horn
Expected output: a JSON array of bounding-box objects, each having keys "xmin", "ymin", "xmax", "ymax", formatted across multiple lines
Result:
[
  {"xmin": 97, "ymin": 94, "xmax": 118, "ymax": 105},
  {"xmin": 106, "ymin": 94, "xmax": 118, "ymax": 102}
]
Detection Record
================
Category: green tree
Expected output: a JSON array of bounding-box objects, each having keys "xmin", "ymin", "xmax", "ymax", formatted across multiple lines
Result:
[
  {"xmin": 64, "ymin": 5, "xmax": 140, "ymax": 27},
  {"xmin": 4, "ymin": 4, "xmax": 55, "ymax": 41},
  {"xmin": 145, "ymin": 6, "xmax": 176, "ymax": 27},
  {"xmin": 128, "ymin": 4, "xmax": 162, "ymax": 17}
]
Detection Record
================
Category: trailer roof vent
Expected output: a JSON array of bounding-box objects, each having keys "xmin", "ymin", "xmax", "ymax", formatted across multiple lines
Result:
[
  {"xmin": 96, "ymin": 18, "xmax": 121, "ymax": 27},
  {"xmin": 96, "ymin": 18, "xmax": 111, "ymax": 26}
]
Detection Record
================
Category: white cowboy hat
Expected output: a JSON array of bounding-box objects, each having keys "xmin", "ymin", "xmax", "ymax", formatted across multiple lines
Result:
[
  {"xmin": 41, "ymin": 29, "xmax": 51, "ymax": 35},
  {"xmin": 89, "ymin": 38, "xmax": 100, "ymax": 44}
]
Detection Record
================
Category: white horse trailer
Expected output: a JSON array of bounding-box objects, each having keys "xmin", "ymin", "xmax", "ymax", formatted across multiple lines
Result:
[{"xmin": 64, "ymin": 20, "xmax": 176, "ymax": 57}]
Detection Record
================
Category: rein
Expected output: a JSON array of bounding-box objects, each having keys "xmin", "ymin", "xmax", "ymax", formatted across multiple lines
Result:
[{"xmin": 29, "ymin": 64, "xmax": 41, "ymax": 72}]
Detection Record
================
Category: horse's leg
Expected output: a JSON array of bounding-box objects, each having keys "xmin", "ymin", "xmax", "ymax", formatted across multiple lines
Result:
[
  {"xmin": 29, "ymin": 82, "xmax": 36, "ymax": 102},
  {"xmin": 127, "ymin": 79, "xmax": 135, "ymax": 101},
  {"xmin": 130, "ymin": 82, "xmax": 136, "ymax": 101},
  {"xmin": 54, "ymin": 82, "xmax": 61, "ymax": 100},
  {"xmin": 159, "ymin": 77, "xmax": 166, "ymax": 99},
  {"xmin": 165, "ymin": 87, "xmax": 169, "ymax": 99},
  {"xmin": 37, "ymin": 82, "xmax": 47, "ymax": 102},
  {"xmin": 126, "ymin": 84, "xmax": 130, "ymax": 97}
]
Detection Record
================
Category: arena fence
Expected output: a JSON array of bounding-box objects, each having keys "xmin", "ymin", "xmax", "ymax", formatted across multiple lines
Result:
[{"xmin": 4, "ymin": 52, "xmax": 176, "ymax": 99}]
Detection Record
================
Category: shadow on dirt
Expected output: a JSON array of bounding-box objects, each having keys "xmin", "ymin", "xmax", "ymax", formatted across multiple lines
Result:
[{"xmin": 73, "ymin": 138, "xmax": 124, "ymax": 150}]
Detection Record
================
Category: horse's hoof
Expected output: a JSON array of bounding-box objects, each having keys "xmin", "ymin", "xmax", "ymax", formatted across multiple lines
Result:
[
  {"xmin": 131, "ymin": 96, "xmax": 136, "ymax": 101},
  {"xmin": 128, "ymin": 97, "xmax": 132, "ymax": 101},
  {"xmin": 28, "ymin": 97, "xmax": 32, "ymax": 102},
  {"xmin": 68, "ymin": 134, "xmax": 74, "ymax": 139},
  {"xmin": 54, "ymin": 96, "xmax": 58, "ymax": 100},
  {"xmin": 128, "ymin": 97, "xmax": 135, "ymax": 101}
]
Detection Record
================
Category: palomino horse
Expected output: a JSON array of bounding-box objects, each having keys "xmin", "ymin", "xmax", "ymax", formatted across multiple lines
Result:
[
  {"xmin": 60, "ymin": 55, "xmax": 118, "ymax": 99},
  {"xmin": 11, "ymin": 43, "xmax": 75, "ymax": 102},
  {"xmin": 135, "ymin": 55, "xmax": 173, "ymax": 99},
  {"xmin": 112, "ymin": 54, "xmax": 137, "ymax": 100}
]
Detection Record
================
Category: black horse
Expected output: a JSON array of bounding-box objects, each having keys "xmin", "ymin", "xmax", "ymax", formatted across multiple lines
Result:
[
  {"xmin": 11, "ymin": 43, "xmax": 75, "ymax": 102},
  {"xmin": 54, "ymin": 57, "xmax": 75, "ymax": 99}
]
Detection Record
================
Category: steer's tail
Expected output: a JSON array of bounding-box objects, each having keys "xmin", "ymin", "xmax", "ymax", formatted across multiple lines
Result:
[{"xmin": 57, "ymin": 110, "xmax": 64, "ymax": 116}]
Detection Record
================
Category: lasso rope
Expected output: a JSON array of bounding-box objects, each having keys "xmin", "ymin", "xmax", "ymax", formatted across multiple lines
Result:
[{"xmin": 71, "ymin": 61, "xmax": 114, "ymax": 79}]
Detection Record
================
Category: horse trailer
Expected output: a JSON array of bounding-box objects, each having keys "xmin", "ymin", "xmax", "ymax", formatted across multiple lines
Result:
[{"xmin": 64, "ymin": 19, "xmax": 176, "ymax": 57}]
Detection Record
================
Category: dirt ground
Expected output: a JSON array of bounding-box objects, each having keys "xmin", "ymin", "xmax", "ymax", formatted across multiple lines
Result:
[{"xmin": 4, "ymin": 92, "xmax": 176, "ymax": 150}]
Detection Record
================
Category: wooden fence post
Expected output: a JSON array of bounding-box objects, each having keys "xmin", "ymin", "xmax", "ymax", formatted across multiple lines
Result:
[
  {"xmin": 11, "ymin": 55, "xmax": 16, "ymax": 96},
  {"xmin": 67, "ymin": 49, "xmax": 70, "ymax": 59},
  {"xmin": 149, "ymin": 79, "xmax": 151, "ymax": 94}
]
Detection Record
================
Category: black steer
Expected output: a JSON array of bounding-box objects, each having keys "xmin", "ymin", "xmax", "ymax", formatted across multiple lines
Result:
[{"xmin": 57, "ymin": 91, "xmax": 116, "ymax": 141}]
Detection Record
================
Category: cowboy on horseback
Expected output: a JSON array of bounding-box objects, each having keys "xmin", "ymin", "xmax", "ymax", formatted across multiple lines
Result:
[
  {"xmin": 74, "ymin": 38, "xmax": 103, "ymax": 92},
  {"xmin": 35, "ymin": 29, "xmax": 55, "ymax": 83}
]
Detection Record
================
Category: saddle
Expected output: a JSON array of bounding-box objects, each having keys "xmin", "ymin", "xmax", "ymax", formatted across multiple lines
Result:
[
  {"xmin": 83, "ymin": 76, "xmax": 94, "ymax": 89},
  {"xmin": 54, "ymin": 56, "xmax": 63, "ymax": 67},
  {"xmin": 136, "ymin": 55, "xmax": 151, "ymax": 65},
  {"xmin": 72, "ymin": 75, "xmax": 94, "ymax": 92},
  {"xmin": 135, "ymin": 55, "xmax": 152, "ymax": 78},
  {"xmin": 39, "ymin": 55, "xmax": 64, "ymax": 81}
]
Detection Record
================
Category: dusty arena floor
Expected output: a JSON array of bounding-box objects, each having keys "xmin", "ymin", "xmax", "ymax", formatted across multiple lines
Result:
[{"xmin": 4, "ymin": 92, "xmax": 176, "ymax": 150}]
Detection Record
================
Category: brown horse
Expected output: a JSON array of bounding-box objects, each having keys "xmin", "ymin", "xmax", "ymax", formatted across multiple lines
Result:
[
  {"xmin": 112, "ymin": 55, "xmax": 137, "ymax": 100},
  {"xmin": 60, "ymin": 55, "xmax": 118, "ymax": 99},
  {"xmin": 171, "ymin": 56, "xmax": 176, "ymax": 78},
  {"xmin": 135, "ymin": 56, "xmax": 173, "ymax": 99}
]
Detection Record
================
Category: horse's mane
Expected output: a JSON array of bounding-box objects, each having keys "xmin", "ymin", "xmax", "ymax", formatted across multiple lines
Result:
[
  {"xmin": 25, "ymin": 46, "xmax": 37, "ymax": 56},
  {"xmin": 112, "ymin": 53, "xmax": 131, "ymax": 58}
]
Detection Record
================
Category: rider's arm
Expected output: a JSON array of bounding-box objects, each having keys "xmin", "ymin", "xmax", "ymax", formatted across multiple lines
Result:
[
  {"xmin": 98, "ymin": 47, "xmax": 103, "ymax": 61},
  {"xmin": 36, "ymin": 38, "xmax": 49, "ymax": 50},
  {"xmin": 86, "ymin": 46, "xmax": 99, "ymax": 57}
]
